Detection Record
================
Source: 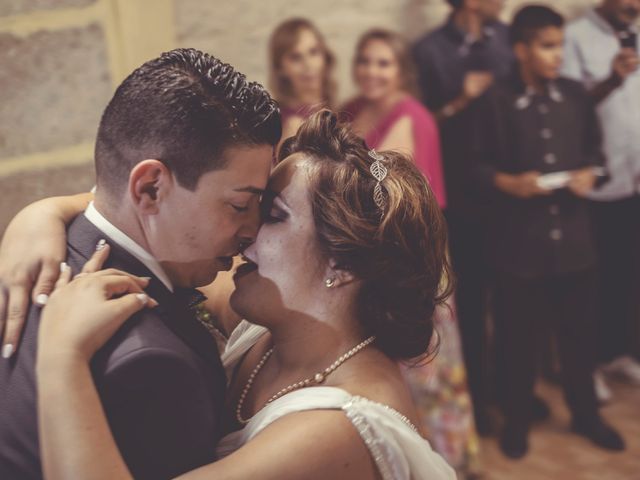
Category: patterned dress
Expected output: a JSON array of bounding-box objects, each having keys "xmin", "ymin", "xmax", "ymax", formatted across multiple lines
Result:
[{"xmin": 400, "ymin": 298, "xmax": 481, "ymax": 477}]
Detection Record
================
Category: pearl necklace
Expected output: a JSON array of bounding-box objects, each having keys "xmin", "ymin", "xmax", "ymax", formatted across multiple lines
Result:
[{"xmin": 236, "ymin": 335, "xmax": 376, "ymax": 425}]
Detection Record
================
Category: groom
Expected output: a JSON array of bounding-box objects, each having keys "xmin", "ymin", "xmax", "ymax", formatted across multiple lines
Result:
[{"xmin": 0, "ymin": 48, "xmax": 280, "ymax": 479}]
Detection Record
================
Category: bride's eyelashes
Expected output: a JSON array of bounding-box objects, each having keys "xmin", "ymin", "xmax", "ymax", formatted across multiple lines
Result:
[{"xmin": 263, "ymin": 205, "xmax": 287, "ymax": 223}]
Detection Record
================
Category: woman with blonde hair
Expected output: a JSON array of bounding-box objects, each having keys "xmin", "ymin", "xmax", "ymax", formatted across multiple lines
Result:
[{"xmin": 269, "ymin": 18, "xmax": 336, "ymax": 144}]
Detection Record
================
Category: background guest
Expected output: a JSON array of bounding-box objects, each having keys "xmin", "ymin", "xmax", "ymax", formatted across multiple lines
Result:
[
  {"xmin": 412, "ymin": 0, "xmax": 513, "ymax": 433},
  {"xmin": 469, "ymin": 5, "xmax": 624, "ymax": 459},
  {"xmin": 562, "ymin": 0, "xmax": 640, "ymax": 401},
  {"xmin": 269, "ymin": 18, "xmax": 337, "ymax": 144},
  {"xmin": 343, "ymin": 28, "xmax": 446, "ymax": 206}
]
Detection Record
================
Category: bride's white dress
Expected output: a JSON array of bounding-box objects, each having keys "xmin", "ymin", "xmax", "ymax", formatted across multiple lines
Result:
[{"xmin": 217, "ymin": 321, "xmax": 456, "ymax": 480}]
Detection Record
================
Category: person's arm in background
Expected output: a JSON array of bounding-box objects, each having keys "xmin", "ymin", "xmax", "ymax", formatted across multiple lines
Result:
[
  {"xmin": 589, "ymin": 48, "xmax": 639, "ymax": 104},
  {"xmin": 434, "ymin": 71, "xmax": 494, "ymax": 123},
  {"xmin": 0, "ymin": 193, "xmax": 92, "ymax": 357},
  {"xmin": 413, "ymin": 42, "xmax": 494, "ymax": 123},
  {"xmin": 562, "ymin": 30, "xmax": 639, "ymax": 104}
]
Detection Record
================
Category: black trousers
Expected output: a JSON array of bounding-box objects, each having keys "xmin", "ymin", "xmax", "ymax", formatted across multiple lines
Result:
[
  {"xmin": 446, "ymin": 210, "xmax": 492, "ymax": 420},
  {"xmin": 494, "ymin": 269, "xmax": 599, "ymax": 432},
  {"xmin": 590, "ymin": 196, "xmax": 640, "ymax": 363}
]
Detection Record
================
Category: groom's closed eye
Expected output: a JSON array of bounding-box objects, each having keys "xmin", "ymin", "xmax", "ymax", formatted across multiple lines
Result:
[{"xmin": 231, "ymin": 204, "xmax": 250, "ymax": 213}]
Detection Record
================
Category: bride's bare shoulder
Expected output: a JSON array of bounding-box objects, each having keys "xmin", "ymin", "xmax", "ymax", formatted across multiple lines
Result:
[{"xmin": 333, "ymin": 349, "xmax": 421, "ymax": 428}]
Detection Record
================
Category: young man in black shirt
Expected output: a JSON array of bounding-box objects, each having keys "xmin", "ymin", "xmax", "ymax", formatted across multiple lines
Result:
[{"xmin": 469, "ymin": 6, "xmax": 625, "ymax": 459}]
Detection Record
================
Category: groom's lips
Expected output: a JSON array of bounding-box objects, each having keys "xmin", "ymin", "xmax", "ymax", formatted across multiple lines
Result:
[
  {"xmin": 233, "ymin": 261, "xmax": 258, "ymax": 282},
  {"xmin": 218, "ymin": 256, "xmax": 234, "ymax": 271}
]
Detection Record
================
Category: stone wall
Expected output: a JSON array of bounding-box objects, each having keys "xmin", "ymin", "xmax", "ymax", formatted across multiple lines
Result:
[{"xmin": 0, "ymin": 0, "xmax": 601, "ymax": 234}]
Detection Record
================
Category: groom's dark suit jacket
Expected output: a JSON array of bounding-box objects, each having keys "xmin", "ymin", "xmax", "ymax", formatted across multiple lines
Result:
[{"xmin": 0, "ymin": 215, "xmax": 227, "ymax": 480}]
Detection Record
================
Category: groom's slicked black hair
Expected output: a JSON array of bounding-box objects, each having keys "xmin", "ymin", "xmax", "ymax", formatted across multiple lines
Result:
[{"xmin": 95, "ymin": 48, "xmax": 281, "ymax": 196}]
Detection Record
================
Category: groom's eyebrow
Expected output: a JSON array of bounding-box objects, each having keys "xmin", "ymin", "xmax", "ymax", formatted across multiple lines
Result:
[{"xmin": 233, "ymin": 186, "xmax": 265, "ymax": 195}]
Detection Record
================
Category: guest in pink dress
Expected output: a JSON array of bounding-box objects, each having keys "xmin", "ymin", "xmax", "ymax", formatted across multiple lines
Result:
[
  {"xmin": 342, "ymin": 28, "xmax": 446, "ymax": 208},
  {"xmin": 344, "ymin": 28, "xmax": 481, "ymax": 477},
  {"xmin": 269, "ymin": 18, "xmax": 336, "ymax": 148}
]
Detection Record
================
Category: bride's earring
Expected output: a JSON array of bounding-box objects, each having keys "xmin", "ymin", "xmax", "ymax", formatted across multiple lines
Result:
[{"xmin": 324, "ymin": 277, "xmax": 336, "ymax": 288}]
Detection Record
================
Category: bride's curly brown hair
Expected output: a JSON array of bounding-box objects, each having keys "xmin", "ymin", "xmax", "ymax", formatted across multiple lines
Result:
[{"xmin": 279, "ymin": 110, "xmax": 453, "ymax": 360}]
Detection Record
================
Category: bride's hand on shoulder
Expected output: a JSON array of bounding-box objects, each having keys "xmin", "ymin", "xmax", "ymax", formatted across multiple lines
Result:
[
  {"xmin": 0, "ymin": 193, "xmax": 92, "ymax": 356},
  {"xmin": 38, "ymin": 243, "xmax": 157, "ymax": 365}
]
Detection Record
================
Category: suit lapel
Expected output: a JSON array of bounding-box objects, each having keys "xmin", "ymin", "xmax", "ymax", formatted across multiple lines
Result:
[{"xmin": 67, "ymin": 215, "xmax": 224, "ymax": 373}]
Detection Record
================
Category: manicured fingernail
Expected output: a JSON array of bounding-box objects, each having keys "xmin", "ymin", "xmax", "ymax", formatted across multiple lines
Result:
[
  {"xmin": 2, "ymin": 344, "xmax": 14, "ymax": 359},
  {"xmin": 140, "ymin": 277, "xmax": 151, "ymax": 282},
  {"xmin": 148, "ymin": 298, "xmax": 159, "ymax": 308},
  {"xmin": 96, "ymin": 239, "xmax": 107, "ymax": 251},
  {"xmin": 36, "ymin": 294, "xmax": 49, "ymax": 306},
  {"xmin": 136, "ymin": 293, "xmax": 149, "ymax": 305},
  {"xmin": 60, "ymin": 262, "xmax": 70, "ymax": 273}
]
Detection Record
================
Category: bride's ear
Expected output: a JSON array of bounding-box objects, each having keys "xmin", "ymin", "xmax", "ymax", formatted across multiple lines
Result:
[{"xmin": 323, "ymin": 260, "xmax": 357, "ymax": 288}]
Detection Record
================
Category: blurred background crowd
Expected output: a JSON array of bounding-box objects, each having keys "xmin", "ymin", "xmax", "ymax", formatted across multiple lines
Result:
[{"xmin": 1, "ymin": 0, "xmax": 639, "ymax": 478}]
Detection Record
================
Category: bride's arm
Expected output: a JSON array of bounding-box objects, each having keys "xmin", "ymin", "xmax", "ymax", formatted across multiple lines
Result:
[
  {"xmin": 178, "ymin": 410, "xmax": 379, "ymax": 480},
  {"xmin": 0, "ymin": 193, "xmax": 91, "ymax": 355}
]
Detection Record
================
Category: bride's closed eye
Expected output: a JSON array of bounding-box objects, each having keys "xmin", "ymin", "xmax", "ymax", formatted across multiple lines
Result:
[
  {"xmin": 261, "ymin": 195, "xmax": 288, "ymax": 224},
  {"xmin": 263, "ymin": 204, "xmax": 287, "ymax": 223}
]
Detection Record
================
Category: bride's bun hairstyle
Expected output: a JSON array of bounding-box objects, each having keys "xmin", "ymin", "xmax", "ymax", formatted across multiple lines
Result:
[{"xmin": 279, "ymin": 110, "xmax": 453, "ymax": 360}]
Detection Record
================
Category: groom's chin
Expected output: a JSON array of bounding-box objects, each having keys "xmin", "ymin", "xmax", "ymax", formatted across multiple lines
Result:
[{"xmin": 161, "ymin": 259, "xmax": 221, "ymax": 288}]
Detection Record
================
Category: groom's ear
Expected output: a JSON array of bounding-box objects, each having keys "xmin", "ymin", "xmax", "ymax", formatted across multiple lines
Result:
[{"xmin": 129, "ymin": 160, "xmax": 173, "ymax": 214}]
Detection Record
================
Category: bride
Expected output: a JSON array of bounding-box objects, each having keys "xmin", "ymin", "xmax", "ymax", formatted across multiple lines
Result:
[{"xmin": 17, "ymin": 111, "xmax": 455, "ymax": 479}]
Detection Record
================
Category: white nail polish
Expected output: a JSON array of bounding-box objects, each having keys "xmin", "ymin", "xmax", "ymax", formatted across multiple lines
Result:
[
  {"xmin": 60, "ymin": 262, "xmax": 69, "ymax": 273},
  {"xmin": 36, "ymin": 294, "xmax": 49, "ymax": 306},
  {"xmin": 2, "ymin": 344, "xmax": 14, "ymax": 359},
  {"xmin": 135, "ymin": 293, "xmax": 149, "ymax": 305},
  {"xmin": 96, "ymin": 239, "xmax": 107, "ymax": 251}
]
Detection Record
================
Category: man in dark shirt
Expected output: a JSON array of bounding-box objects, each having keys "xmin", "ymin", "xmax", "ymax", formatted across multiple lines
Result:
[
  {"xmin": 469, "ymin": 6, "xmax": 625, "ymax": 459},
  {"xmin": 413, "ymin": 0, "xmax": 513, "ymax": 432}
]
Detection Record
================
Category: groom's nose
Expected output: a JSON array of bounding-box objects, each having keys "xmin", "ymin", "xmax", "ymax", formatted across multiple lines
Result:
[{"xmin": 236, "ymin": 202, "xmax": 260, "ymax": 247}]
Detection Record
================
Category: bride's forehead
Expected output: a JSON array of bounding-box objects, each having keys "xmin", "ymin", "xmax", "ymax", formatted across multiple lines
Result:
[{"xmin": 269, "ymin": 153, "xmax": 313, "ymax": 190}]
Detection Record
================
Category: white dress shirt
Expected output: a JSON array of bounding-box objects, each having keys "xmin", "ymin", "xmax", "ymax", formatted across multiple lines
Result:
[
  {"xmin": 84, "ymin": 202, "xmax": 174, "ymax": 292},
  {"xmin": 562, "ymin": 9, "xmax": 640, "ymax": 201}
]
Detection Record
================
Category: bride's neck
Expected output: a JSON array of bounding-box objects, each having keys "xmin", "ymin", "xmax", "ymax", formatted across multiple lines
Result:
[{"xmin": 266, "ymin": 312, "xmax": 365, "ymax": 374}]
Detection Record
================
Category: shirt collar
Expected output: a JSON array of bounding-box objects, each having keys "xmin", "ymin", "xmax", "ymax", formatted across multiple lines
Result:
[
  {"xmin": 444, "ymin": 14, "xmax": 497, "ymax": 52},
  {"xmin": 510, "ymin": 70, "xmax": 564, "ymax": 110},
  {"xmin": 84, "ymin": 202, "xmax": 174, "ymax": 292}
]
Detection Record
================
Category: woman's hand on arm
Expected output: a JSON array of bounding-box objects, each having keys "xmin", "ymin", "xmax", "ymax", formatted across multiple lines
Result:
[
  {"xmin": 0, "ymin": 193, "xmax": 92, "ymax": 357},
  {"xmin": 36, "ymin": 245, "xmax": 156, "ymax": 480}
]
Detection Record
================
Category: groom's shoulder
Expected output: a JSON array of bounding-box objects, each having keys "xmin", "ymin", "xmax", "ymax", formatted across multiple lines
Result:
[
  {"xmin": 93, "ymin": 307, "xmax": 204, "ymax": 377},
  {"xmin": 63, "ymin": 215, "xmax": 215, "ymax": 377}
]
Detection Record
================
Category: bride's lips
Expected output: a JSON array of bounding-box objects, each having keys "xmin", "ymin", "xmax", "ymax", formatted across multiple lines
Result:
[{"xmin": 233, "ymin": 261, "xmax": 258, "ymax": 282}]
